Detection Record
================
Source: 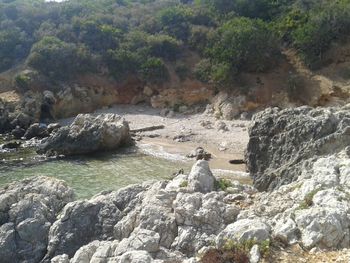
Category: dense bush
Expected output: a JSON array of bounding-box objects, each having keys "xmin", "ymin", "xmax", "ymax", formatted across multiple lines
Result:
[
  {"xmin": 0, "ymin": 27, "xmax": 29, "ymax": 71},
  {"xmin": 292, "ymin": 2, "xmax": 350, "ymax": 68},
  {"xmin": 27, "ymin": 36, "xmax": 92, "ymax": 79},
  {"xmin": 141, "ymin": 57, "xmax": 169, "ymax": 83},
  {"xmin": 157, "ymin": 6, "xmax": 192, "ymax": 42},
  {"xmin": 206, "ymin": 17, "xmax": 280, "ymax": 85},
  {"xmin": 147, "ymin": 34, "xmax": 182, "ymax": 61},
  {"xmin": 1, "ymin": 0, "xmax": 350, "ymax": 89},
  {"xmin": 106, "ymin": 48, "xmax": 142, "ymax": 79}
]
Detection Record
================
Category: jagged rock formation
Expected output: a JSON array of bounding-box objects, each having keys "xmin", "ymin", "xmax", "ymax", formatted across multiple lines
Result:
[
  {"xmin": 38, "ymin": 113, "xmax": 132, "ymax": 156},
  {"xmin": 245, "ymin": 105, "xmax": 350, "ymax": 191},
  {"xmin": 0, "ymin": 177, "xmax": 74, "ymax": 263}
]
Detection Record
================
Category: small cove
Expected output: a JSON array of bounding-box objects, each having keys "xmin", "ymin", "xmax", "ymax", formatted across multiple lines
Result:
[{"xmin": 0, "ymin": 135, "xmax": 250, "ymax": 199}]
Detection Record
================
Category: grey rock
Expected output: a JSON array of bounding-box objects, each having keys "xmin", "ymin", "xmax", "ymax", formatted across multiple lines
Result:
[
  {"xmin": 11, "ymin": 126, "xmax": 25, "ymax": 139},
  {"xmin": 186, "ymin": 147, "xmax": 211, "ymax": 161},
  {"xmin": 47, "ymin": 123, "xmax": 61, "ymax": 134},
  {"xmin": 245, "ymin": 106, "xmax": 350, "ymax": 191},
  {"xmin": 117, "ymin": 250, "xmax": 153, "ymax": 263},
  {"xmin": 295, "ymin": 207, "xmax": 350, "ymax": 249},
  {"xmin": 24, "ymin": 123, "xmax": 49, "ymax": 139},
  {"xmin": 38, "ymin": 113, "xmax": 132, "ymax": 156},
  {"xmin": 45, "ymin": 184, "xmax": 148, "ymax": 259},
  {"xmin": 216, "ymin": 219, "xmax": 270, "ymax": 247},
  {"xmin": 114, "ymin": 228, "xmax": 160, "ymax": 255},
  {"xmin": 249, "ymin": 244, "xmax": 261, "ymax": 263},
  {"xmin": 188, "ymin": 160, "xmax": 216, "ymax": 193},
  {"xmin": 0, "ymin": 177, "xmax": 74, "ymax": 263},
  {"xmin": 51, "ymin": 254, "xmax": 69, "ymax": 263}
]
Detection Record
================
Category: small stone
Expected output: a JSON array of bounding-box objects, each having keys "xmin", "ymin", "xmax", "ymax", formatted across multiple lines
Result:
[{"xmin": 249, "ymin": 244, "xmax": 261, "ymax": 263}]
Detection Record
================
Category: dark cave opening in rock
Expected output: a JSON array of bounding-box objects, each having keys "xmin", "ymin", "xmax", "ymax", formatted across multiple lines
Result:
[{"xmin": 40, "ymin": 103, "xmax": 53, "ymax": 121}]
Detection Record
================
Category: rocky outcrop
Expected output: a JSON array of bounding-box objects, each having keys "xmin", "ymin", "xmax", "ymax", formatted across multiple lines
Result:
[
  {"xmin": 245, "ymin": 105, "xmax": 350, "ymax": 191},
  {"xmin": 24, "ymin": 123, "xmax": 49, "ymax": 139},
  {"xmin": 38, "ymin": 113, "xmax": 132, "ymax": 156},
  {"xmin": 2, "ymin": 103, "xmax": 350, "ymax": 263},
  {"xmin": 43, "ymin": 160, "xmax": 243, "ymax": 262},
  {"xmin": 151, "ymin": 86, "xmax": 213, "ymax": 109},
  {"xmin": 210, "ymin": 92, "xmax": 248, "ymax": 120},
  {"xmin": 0, "ymin": 177, "xmax": 74, "ymax": 263},
  {"xmin": 239, "ymin": 149, "xmax": 350, "ymax": 249},
  {"xmin": 44, "ymin": 184, "xmax": 148, "ymax": 259}
]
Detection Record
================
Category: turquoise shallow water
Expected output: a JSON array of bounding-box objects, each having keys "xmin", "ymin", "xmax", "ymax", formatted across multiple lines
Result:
[{"xmin": 0, "ymin": 140, "xmax": 192, "ymax": 199}]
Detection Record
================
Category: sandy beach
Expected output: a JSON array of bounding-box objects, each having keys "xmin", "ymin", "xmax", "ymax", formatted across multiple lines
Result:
[{"xmin": 60, "ymin": 104, "xmax": 251, "ymax": 180}]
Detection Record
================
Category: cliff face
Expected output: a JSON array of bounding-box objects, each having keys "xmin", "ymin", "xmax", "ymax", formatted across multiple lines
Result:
[{"xmin": 245, "ymin": 105, "xmax": 350, "ymax": 191}]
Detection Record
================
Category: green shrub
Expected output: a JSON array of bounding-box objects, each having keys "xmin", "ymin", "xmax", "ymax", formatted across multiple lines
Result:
[
  {"xmin": 147, "ymin": 34, "xmax": 182, "ymax": 61},
  {"xmin": 298, "ymin": 188, "xmax": 322, "ymax": 209},
  {"xmin": 180, "ymin": 180, "xmax": 188, "ymax": 187},
  {"xmin": 193, "ymin": 59, "xmax": 211, "ymax": 83},
  {"xmin": 141, "ymin": 57, "xmax": 169, "ymax": 83},
  {"xmin": 216, "ymin": 178, "xmax": 232, "ymax": 191},
  {"xmin": 106, "ymin": 48, "xmax": 142, "ymax": 79},
  {"xmin": 206, "ymin": 17, "xmax": 280, "ymax": 86},
  {"xmin": 0, "ymin": 27, "xmax": 29, "ymax": 71},
  {"xmin": 175, "ymin": 63, "xmax": 190, "ymax": 81},
  {"xmin": 157, "ymin": 6, "xmax": 192, "ymax": 41},
  {"xmin": 14, "ymin": 74, "xmax": 31, "ymax": 90},
  {"xmin": 292, "ymin": 2, "xmax": 350, "ymax": 68},
  {"xmin": 189, "ymin": 25, "xmax": 211, "ymax": 54},
  {"xmin": 27, "ymin": 36, "xmax": 92, "ymax": 80}
]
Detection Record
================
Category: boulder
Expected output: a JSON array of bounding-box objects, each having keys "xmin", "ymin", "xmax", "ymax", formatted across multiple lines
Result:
[
  {"xmin": 295, "ymin": 207, "xmax": 350, "ymax": 249},
  {"xmin": 47, "ymin": 123, "xmax": 61, "ymax": 134},
  {"xmin": 0, "ymin": 177, "xmax": 74, "ymax": 263},
  {"xmin": 245, "ymin": 106, "xmax": 350, "ymax": 191},
  {"xmin": 186, "ymin": 147, "xmax": 211, "ymax": 160},
  {"xmin": 24, "ymin": 123, "xmax": 49, "ymax": 139},
  {"xmin": 38, "ymin": 113, "xmax": 132, "ymax": 156},
  {"xmin": 211, "ymin": 92, "xmax": 247, "ymax": 120},
  {"xmin": 11, "ymin": 126, "xmax": 25, "ymax": 139},
  {"xmin": 1, "ymin": 141, "xmax": 21, "ymax": 149},
  {"xmin": 188, "ymin": 160, "xmax": 216, "ymax": 193},
  {"xmin": 216, "ymin": 219, "xmax": 270, "ymax": 247},
  {"xmin": 44, "ymin": 184, "xmax": 148, "ymax": 259}
]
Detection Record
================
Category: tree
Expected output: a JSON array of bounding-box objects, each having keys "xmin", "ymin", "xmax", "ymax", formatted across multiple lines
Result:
[
  {"xmin": 157, "ymin": 6, "xmax": 192, "ymax": 42},
  {"xmin": 208, "ymin": 17, "xmax": 280, "ymax": 73},
  {"xmin": 27, "ymin": 36, "xmax": 92, "ymax": 79},
  {"xmin": 141, "ymin": 57, "xmax": 169, "ymax": 83},
  {"xmin": 0, "ymin": 26, "xmax": 28, "ymax": 71},
  {"xmin": 147, "ymin": 34, "xmax": 182, "ymax": 61}
]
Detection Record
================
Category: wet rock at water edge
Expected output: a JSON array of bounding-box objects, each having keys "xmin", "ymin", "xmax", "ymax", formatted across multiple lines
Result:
[
  {"xmin": 1, "ymin": 141, "xmax": 21, "ymax": 149},
  {"xmin": 11, "ymin": 126, "xmax": 25, "ymax": 139},
  {"xmin": 24, "ymin": 123, "xmax": 49, "ymax": 140}
]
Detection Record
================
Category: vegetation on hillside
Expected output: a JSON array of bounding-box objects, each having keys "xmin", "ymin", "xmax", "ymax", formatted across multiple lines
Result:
[{"xmin": 1, "ymin": 0, "xmax": 350, "ymax": 88}]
